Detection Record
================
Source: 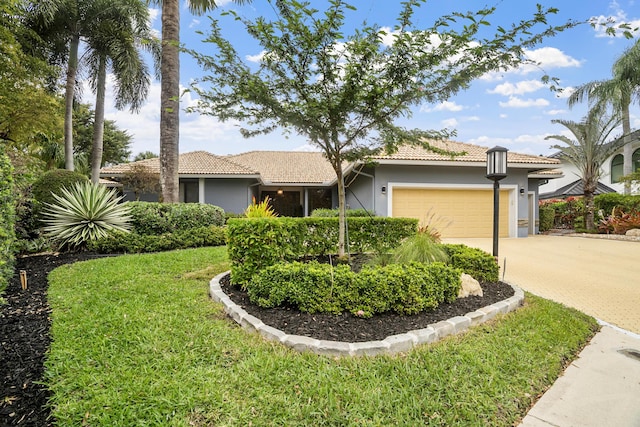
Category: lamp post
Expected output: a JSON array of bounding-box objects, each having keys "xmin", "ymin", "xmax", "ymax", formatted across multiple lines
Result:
[{"xmin": 486, "ymin": 146, "xmax": 508, "ymax": 259}]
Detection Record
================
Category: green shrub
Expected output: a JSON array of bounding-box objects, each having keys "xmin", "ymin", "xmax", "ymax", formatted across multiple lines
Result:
[
  {"xmin": 539, "ymin": 204, "xmax": 555, "ymax": 232},
  {"xmin": 31, "ymin": 169, "xmax": 88, "ymax": 210},
  {"xmin": 595, "ymin": 193, "xmax": 640, "ymax": 215},
  {"xmin": 128, "ymin": 202, "xmax": 225, "ymax": 235},
  {"xmin": 227, "ymin": 217, "xmax": 418, "ymax": 285},
  {"xmin": 0, "ymin": 146, "xmax": 15, "ymax": 294},
  {"xmin": 42, "ymin": 182, "xmax": 131, "ymax": 249},
  {"xmin": 310, "ymin": 208, "xmax": 374, "ymax": 217},
  {"xmin": 441, "ymin": 244, "xmax": 499, "ymax": 283},
  {"xmin": 247, "ymin": 261, "xmax": 461, "ymax": 317},
  {"xmin": 87, "ymin": 225, "xmax": 226, "ymax": 253},
  {"xmin": 245, "ymin": 196, "xmax": 277, "ymax": 217},
  {"xmin": 387, "ymin": 232, "xmax": 449, "ymax": 265}
]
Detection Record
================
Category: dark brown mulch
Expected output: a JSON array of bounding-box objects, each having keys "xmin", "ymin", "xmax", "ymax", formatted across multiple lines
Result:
[
  {"xmin": 220, "ymin": 274, "xmax": 515, "ymax": 342},
  {"xmin": 0, "ymin": 252, "xmax": 108, "ymax": 427}
]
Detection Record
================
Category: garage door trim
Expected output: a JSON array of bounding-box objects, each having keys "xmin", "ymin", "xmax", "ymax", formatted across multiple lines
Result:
[{"xmin": 387, "ymin": 182, "xmax": 518, "ymax": 238}]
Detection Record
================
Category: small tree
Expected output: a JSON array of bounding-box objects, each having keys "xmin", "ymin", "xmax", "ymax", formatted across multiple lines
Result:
[
  {"xmin": 120, "ymin": 164, "xmax": 161, "ymax": 201},
  {"xmin": 190, "ymin": 0, "xmax": 578, "ymax": 256},
  {"xmin": 546, "ymin": 108, "xmax": 623, "ymax": 230}
]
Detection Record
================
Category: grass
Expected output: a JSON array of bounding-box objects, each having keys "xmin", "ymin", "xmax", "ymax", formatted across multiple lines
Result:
[{"xmin": 45, "ymin": 246, "xmax": 599, "ymax": 426}]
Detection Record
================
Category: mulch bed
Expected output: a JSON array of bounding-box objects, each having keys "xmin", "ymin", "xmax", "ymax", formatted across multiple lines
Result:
[
  {"xmin": 1, "ymin": 252, "xmax": 514, "ymax": 425},
  {"xmin": 219, "ymin": 274, "xmax": 515, "ymax": 342},
  {"xmin": 0, "ymin": 252, "xmax": 106, "ymax": 427}
]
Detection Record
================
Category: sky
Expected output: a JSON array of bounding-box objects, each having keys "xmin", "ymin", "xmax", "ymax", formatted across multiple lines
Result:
[{"xmin": 88, "ymin": 0, "xmax": 640, "ymax": 159}]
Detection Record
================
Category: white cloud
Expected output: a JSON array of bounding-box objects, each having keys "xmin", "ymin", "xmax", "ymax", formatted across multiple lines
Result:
[
  {"xmin": 466, "ymin": 116, "xmax": 480, "ymax": 121},
  {"xmin": 442, "ymin": 118, "xmax": 458, "ymax": 127},
  {"xmin": 499, "ymin": 97, "xmax": 550, "ymax": 108},
  {"xmin": 421, "ymin": 100, "xmax": 465, "ymax": 113},
  {"xmin": 499, "ymin": 114, "xmax": 508, "ymax": 119},
  {"xmin": 467, "ymin": 136, "xmax": 512, "ymax": 147},
  {"xmin": 189, "ymin": 19, "xmax": 200, "ymax": 29},
  {"xmin": 519, "ymin": 47, "xmax": 583, "ymax": 74},
  {"xmin": 487, "ymin": 80, "xmax": 545, "ymax": 96},
  {"xmin": 591, "ymin": 2, "xmax": 640, "ymax": 38},
  {"xmin": 546, "ymin": 109, "xmax": 568, "ymax": 116},
  {"xmin": 555, "ymin": 86, "xmax": 575, "ymax": 99},
  {"xmin": 293, "ymin": 143, "xmax": 321, "ymax": 152},
  {"xmin": 246, "ymin": 51, "xmax": 266, "ymax": 63}
]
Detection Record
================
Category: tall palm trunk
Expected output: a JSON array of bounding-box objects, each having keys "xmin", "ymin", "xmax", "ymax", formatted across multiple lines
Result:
[
  {"xmin": 64, "ymin": 34, "xmax": 80, "ymax": 171},
  {"xmin": 91, "ymin": 55, "xmax": 107, "ymax": 184},
  {"xmin": 622, "ymin": 95, "xmax": 632, "ymax": 195},
  {"xmin": 160, "ymin": 0, "xmax": 180, "ymax": 203}
]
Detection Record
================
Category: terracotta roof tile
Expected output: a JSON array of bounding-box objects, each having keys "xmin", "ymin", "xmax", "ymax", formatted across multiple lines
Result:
[
  {"xmin": 227, "ymin": 151, "xmax": 338, "ymax": 184},
  {"xmin": 100, "ymin": 151, "xmax": 257, "ymax": 176},
  {"xmin": 371, "ymin": 140, "xmax": 560, "ymax": 165}
]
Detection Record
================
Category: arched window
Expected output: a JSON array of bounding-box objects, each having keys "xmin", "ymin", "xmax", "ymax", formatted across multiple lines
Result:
[
  {"xmin": 611, "ymin": 154, "xmax": 624, "ymax": 183},
  {"xmin": 634, "ymin": 148, "xmax": 640, "ymax": 173}
]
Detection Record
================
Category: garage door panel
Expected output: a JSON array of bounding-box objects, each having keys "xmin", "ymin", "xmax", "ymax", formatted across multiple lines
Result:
[{"xmin": 392, "ymin": 188, "xmax": 509, "ymax": 238}]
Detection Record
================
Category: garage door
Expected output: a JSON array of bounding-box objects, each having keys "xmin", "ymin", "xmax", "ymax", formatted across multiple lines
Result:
[{"xmin": 391, "ymin": 188, "xmax": 510, "ymax": 238}]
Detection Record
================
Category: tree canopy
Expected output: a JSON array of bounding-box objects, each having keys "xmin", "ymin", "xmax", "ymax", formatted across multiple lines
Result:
[{"xmin": 189, "ymin": 0, "xmax": 582, "ymax": 255}]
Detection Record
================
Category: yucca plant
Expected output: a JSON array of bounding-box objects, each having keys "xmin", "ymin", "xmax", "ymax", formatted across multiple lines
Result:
[
  {"xmin": 244, "ymin": 196, "xmax": 277, "ymax": 218},
  {"xmin": 42, "ymin": 182, "xmax": 132, "ymax": 249}
]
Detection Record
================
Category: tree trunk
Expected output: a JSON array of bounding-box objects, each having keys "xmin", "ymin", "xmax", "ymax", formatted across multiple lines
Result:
[
  {"xmin": 64, "ymin": 35, "xmax": 80, "ymax": 171},
  {"xmin": 584, "ymin": 189, "xmax": 595, "ymax": 231},
  {"xmin": 622, "ymin": 97, "xmax": 632, "ymax": 195},
  {"xmin": 91, "ymin": 55, "xmax": 107, "ymax": 184},
  {"xmin": 160, "ymin": 0, "xmax": 180, "ymax": 203},
  {"xmin": 335, "ymin": 164, "xmax": 347, "ymax": 258}
]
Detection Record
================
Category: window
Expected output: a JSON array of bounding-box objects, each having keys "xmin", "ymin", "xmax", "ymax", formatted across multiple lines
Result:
[
  {"xmin": 611, "ymin": 154, "xmax": 624, "ymax": 183},
  {"xmin": 634, "ymin": 148, "xmax": 640, "ymax": 173},
  {"xmin": 181, "ymin": 181, "xmax": 199, "ymax": 203}
]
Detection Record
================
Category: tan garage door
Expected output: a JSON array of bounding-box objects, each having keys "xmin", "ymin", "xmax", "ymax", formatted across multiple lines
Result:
[{"xmin": 392, "ymin": 188, "xmax": 510, "ymax": 238}]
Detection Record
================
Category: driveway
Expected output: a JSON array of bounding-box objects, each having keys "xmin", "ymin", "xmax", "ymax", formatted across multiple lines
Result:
[{"xmin": 443, "ymin": 235, "xmax": 640, "ymax": 334}]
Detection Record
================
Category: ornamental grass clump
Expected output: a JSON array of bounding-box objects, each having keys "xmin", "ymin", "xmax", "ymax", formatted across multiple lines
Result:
[
  {"xmin": 42, "ymin": 182, "xmax": 131, "ymax": 249},
  {"xmin": 244, "ymin": 196, "xmax": 277, "ymax": 218}
]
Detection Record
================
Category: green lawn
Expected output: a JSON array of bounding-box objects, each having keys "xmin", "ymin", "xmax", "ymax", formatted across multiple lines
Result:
[{"xmin": 45, "ymin": 247, "xmax": 598, "ymax": 426}]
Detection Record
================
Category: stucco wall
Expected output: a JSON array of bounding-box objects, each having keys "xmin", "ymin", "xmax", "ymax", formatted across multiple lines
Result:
[{"xmin": 204, "ymin": 178, "xmax": 256, "ymax": 214}]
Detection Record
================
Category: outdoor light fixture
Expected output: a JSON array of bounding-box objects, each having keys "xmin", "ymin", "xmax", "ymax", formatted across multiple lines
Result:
[
  {"xmin": 381, "ymin": 186, "xmax": 386, "ymax": 194},
  {"xmin": 486, "ymin": 146, "xmax": 508, "ymax": 259},
  {"xmin": 277, "ymin": 188, "xmax": 284, "ymax": 195}
]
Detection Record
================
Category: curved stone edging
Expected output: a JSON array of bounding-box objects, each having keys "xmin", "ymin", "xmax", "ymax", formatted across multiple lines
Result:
[{"xmin": 209, "ymin": 272, "xmax": 525, "ymax": 357}]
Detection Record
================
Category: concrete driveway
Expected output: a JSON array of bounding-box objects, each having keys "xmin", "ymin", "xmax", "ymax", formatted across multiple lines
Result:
[{"xmin": 443, "ymin": 235, "xmax": 640, "ymax": 334}]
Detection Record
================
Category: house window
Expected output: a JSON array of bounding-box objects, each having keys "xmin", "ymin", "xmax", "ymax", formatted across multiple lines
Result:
[
  {"xmin": 611, "ymin": 154, "xmax": 624, "ymax": 183},
  {"xmin": 308, "ymin": 189, "xmax": 333, "ymax": 213},
  {"xmin": 634, "ymin": 148, "xmax": 640, "ymax": 173},
  {"xmin": 181, "ymin": 181, "xmax": 199, "ymax": 203}
]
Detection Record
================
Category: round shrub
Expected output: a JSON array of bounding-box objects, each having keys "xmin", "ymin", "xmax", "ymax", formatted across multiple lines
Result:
[
  {"xmin": 32, "ymin": 169, "xmax": 88, "ymax": 208},
  {"xmin": 128, "ymin": 202, "xmax": 225, "ymax": 235}
]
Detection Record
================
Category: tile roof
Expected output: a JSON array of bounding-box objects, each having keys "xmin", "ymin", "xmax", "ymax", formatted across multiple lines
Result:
[
  {"xmin": 539, "ymin": 179, "xmax": 617, "ymax": 200},
  {"xmin": 370, "ymin": 140, "xmax": 561, "ymax": 165},
  {"xmin": 100, "ymin": 151, "xmax": 257, "ymax": 176},
  {"xmin": 227, "ymin": 151, "xmax": 339, "ymax": 184}
]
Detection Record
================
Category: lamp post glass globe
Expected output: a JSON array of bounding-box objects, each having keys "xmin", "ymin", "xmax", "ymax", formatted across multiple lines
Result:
[{"xmin": 486, "ymin": 146, "xmax": 508, "ymax": 259}]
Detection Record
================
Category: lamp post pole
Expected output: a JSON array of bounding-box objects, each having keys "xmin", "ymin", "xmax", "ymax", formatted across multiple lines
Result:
[{"xmin": 486, "ymin": 146, "xmax": 508, "ymax": 259}]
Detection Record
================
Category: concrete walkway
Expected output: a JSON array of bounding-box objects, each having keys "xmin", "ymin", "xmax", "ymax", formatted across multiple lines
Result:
[{"xmin": 444, "ymin": 235, "xmax": 640, "ymax": 426}]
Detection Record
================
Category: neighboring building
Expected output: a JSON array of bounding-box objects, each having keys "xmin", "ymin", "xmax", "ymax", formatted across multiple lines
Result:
[
  {"xmin": 100, "ymin": 140, "xmax": 562, "ymax": 238},
  {"xmin": 539, "ymin": 130, "xmax": 640, "ymax": 197}
]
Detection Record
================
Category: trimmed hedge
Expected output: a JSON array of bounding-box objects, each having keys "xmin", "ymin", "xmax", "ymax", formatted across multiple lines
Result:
[
  {"xmin": 128, "ymin": 202, "xmax": 225, "ymax": 235},
  {"xmin": 595, "ymin": 193, "xmax": 640, "ymax": 215},
  {"xmin": 0, "ymin": 146, "xmax": 15, "ymax": 293},
  {"xmin": 31, "ymin": 169, "xmax": 88, "ymax": 208},
  {"xmin": 441, "ymin": 244, "xmax": 499, "ymax": 283},
  {"xmin": 227, "ymin": 217, "xmax": 418, "ymax": 284},
  {"xmin": 310, "ymin": 208, "xmax": 374, "ymax": 217},
  {"xmin": 248, "ymin": 261, "xmax": 461, "ymax": 317},
  {"xmin": 539, "ymin": 204, "xmax": 555, "ymax": 232},
  {"xmin": 87, "ymin": 226, "xmax": 226, "ymax": 253}
]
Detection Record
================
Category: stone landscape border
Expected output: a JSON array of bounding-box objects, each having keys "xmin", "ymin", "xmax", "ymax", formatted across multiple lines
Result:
[{"xmin": 209, "ymin": 272, "xmax": 525, "ymax": 357}]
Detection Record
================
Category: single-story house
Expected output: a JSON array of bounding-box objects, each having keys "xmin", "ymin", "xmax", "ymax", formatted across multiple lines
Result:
[
  {"xmin": 539, "ymin": 130, "xmax": 640, "ymax": 197},
  {"xmin": 539, "ymin": 179, "xmax": 616, "ymax": 200},
  {"xmin": 100, "ymin": 140, "xmax": 562, "ymax": 238}
]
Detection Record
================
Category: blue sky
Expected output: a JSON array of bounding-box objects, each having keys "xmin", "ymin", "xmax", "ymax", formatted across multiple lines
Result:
[{"xmin": 95, "ymin": 0, "xmax": 640, "ymax": 159}]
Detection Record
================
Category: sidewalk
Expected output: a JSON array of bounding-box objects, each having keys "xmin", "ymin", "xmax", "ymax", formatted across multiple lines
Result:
[{"xmin": 519, "ymin": 324, "xmax": 640, "ymax": 427}]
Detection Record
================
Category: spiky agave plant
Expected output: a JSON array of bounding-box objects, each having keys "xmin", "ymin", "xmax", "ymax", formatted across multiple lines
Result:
[{"xmin": 42, "ymin": 181, "xmax": 131, "ymax": 249}]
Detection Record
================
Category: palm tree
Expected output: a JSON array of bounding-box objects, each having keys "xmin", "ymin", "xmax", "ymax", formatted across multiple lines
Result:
[
  {"xmin": 153, "ymin": 0, "xmax": 250, "ymax": 203},
  {"xmin": 85, "ymin": 0, "xmax": 158, "ymax": 183},
  {"xmin": 546, "ymin": 108, "xmax": 623, "ymax": 230},
  {"xmin": 567, "ymin": 40, "xmax": 640, "ymax": 195}
]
